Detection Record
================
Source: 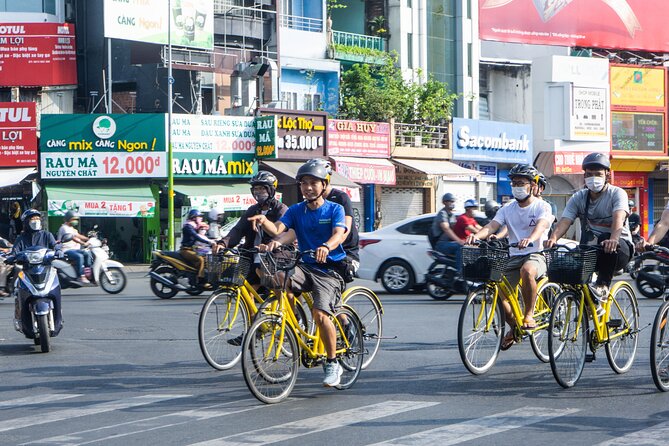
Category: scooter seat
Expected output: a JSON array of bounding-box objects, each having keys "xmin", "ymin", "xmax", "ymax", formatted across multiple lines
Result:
[
  {"xmin": 159, "ymin": 251, "xmax": 185, "ymax": 262},
  {"xmin": 430, "ymin": 250, "xmax": 456, "ymax": 263}
]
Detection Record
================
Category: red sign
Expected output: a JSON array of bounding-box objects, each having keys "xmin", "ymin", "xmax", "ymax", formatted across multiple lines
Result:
[
  {"xmin": 327, "ymin": 119, "xmax": 391, "ymax": 158},
  {"xmin": 553, "ymin": 151, "xmax": 590, "ymax": 174},
  {"xmin": 479, "ymin": 0, "xmax": 669, "ymax": 52},
  {"xmin": 0, "ymin": 23, "xmax": 77, "ymax": 86},
  {"xmin": 612, "ymin": 171, "xmax": 647, "ymax": 188},
  {"xmin": 331, "ymin": 157, "xmax": 396, "ymax": 185},
  {"xmin": 0, "ymin": 102, "xmax": 36, "ymax": 166}
]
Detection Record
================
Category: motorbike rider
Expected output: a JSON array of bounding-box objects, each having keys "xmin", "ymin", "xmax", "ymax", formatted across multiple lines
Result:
[
  {"xmin": 429, "ymin": 193, "xmax": 464, "ymax": 271},
  {"xmin": 180, "ymin": 209, "xmax": 216, "ymax": 285},
  {"xmin": 56, "ymin": 211, "xmax": 92, "ymax": 284},
  {"xmin": 0, "ymin": 235, "xmax": 12, "ymax": 297},
  {"xmin": 453, "ymin": 199, "xmax": 482, "ymax": 240},
  {"xmin": 638, "ymin": 201, "xmax": 669, "ymax": 252}
]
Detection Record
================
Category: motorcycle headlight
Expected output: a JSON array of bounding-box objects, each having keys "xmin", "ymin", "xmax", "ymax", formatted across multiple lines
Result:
[{"xmin": 26, "ymin": 249, "xmax": 46, "ymax": 264}]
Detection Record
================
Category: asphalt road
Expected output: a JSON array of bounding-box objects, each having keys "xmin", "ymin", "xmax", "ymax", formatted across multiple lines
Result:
[{"xmin": 0, "ymin": 272, "xmax": 668, "ymax": 446}]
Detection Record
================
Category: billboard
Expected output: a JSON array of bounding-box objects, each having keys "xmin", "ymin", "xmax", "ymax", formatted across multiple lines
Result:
[
  {"xmin": 327, "ymin": 119, "xmax": 391, "ymax": 158},
  {"xmin": 452, "ymin": 118, "xmax": 533, "ymax": 164},
  {"xmin": 103, "ymin": 0, "xmax": 213, "ymax": 50},
  {"xmin": 0, "ymin": 102, "xmax": 37, "ymax": 166},
  {"xmin": 610, "ymin": 66, "xmax": 666, "ymax": 110},
  {"xmin": 612, "ymin": 111, "xmax": 665, "ymax": 153},
  {"xmin": 479, "ymin": 0, "xmax": 669, "ymax": 52},
  {"xmin": 0, "ymin": 23, "xmax": 77, "ymax": 86}
]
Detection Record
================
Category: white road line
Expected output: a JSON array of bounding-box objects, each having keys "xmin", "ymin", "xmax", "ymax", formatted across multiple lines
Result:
[
  {"xmin": 596, "ymin": 420, "xmax": 669, "ymax": 446},
  {"xmin": 370, "ymin": 406, "xmax": 581, "ymax": 446},
  {"xmin": 0, "ymin": 394, "xmax": 82, "ymax": 409},
  {"xmin": 188, "ymin": 400, "xmax": 440, "ymax": 446},
  {"xmin": 0, "ymin": 394, "xmax": 189, "ymax": 434}
]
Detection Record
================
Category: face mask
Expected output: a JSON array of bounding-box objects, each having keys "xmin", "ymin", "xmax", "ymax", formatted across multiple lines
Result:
[
  {"xmin": 70, "ymin": 220, "xmax": 79, "ymax": 227},
  {"xmin": 585, "ymin": 176, "xmax": 606, "ymax": 193},
  {"xmin": 512, "ymin": 186, "xmax": 530, "ymax": 201},
  {"xmin": 29, "ymin": 220, "xmax": 41, "ymax": 231},
  {"xmin": 253, "ymin": 192, "xmax": 269, "ymax": 204},
  {"xmin": 446, "ymin": 203, "xmax": 455, "ymax": 211}
]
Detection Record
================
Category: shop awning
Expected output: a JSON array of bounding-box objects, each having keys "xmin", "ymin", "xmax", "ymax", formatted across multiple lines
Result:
[
  {"xmin": 0, "ymin": 167, "xmax": 37, "ymax": 188},
  {"xmin": 330, "ymin": 156, "xmax": 396, "ymax": 185},
  {"xmin": 174, "ymin": 183, "xmax": 261, "ymax": 212},
  {"xmin": 46, "ymin": 184, "xmax": 156, "ymax": 218},
  {"xmin": 612, "ymin": 156, "xmax": 669, "ymax": 172},
  {"xmin": 260, "ymin": 160, "xmax": 360, "ymax": 189},
  {"xmin": 391, "ymin": 159, "xmax": 481, "ymax": 178}
]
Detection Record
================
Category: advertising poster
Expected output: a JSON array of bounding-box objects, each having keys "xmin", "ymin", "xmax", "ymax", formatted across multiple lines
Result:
[
  {"xmin": 479, "ymin": 0, "xmax": 669, "ymax": 52},
  {"xmin": 610, "ymin": 66, "xmax": 666, "ymax": 110},
  {"xmin": 0, "ymin": 102, "xmax": 37, "ymax": 166},
  {"xmin": 327, "ymin": 119, "xmax": 391, "ymax": 158},
  {"xmin": 0, "ymin": 23, "xmax": 77, "ymax": 86},
  {"xmin": 570, "ymin": 86, "xmax": 608, "ymax": 141},
  {"xmin": 103, "ymin": 0, "xmax": 213, "ymax": 50},
  {"xmin": 259, "ymin": 109, "xmax": 327, "ymax": 160},
  {"xmin": 612, "ymin": 111, "xmax": 665, "ymax": 152},
  {"xmin": 48, "ymin": 199, "xmax": 155, "ymax": 218}
]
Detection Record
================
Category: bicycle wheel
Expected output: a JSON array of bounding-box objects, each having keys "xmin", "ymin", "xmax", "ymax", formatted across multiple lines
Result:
[
  {"xmin": 198, "ymin": 289, "xmax": 249, "ymax": 371},
  {"xmin": 457, "ymin": 284, "xmax": 503, "ymax": 375},
  {"xmin": 650, "ymin": 300, "xmax": 669, "ymax": 391},
  {"xmin": 530, "ymin": 281, "xmax": 561, "ymax": 363},
  {"xmin": 241, "ymin": 314, "xmax": 299, "ymax": 404},
  {"xmin": 343, "ymin": 288, "xmax": 383, "ymax": 369},
  {"xmin": 548, "ymin": 290, "xmax": 587, "ymax": 388},
  {"xmin": 605, "ymin": 282, "xmax": 639, "ymax": 374},
  {"xmin": 335, "ymin": 306, "xmax": 364, "ymax": 390}
]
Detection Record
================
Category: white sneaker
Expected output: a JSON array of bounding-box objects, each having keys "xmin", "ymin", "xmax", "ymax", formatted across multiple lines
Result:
[{"xmin": 323, "ymin": 361, "xmax": 343, "ymax": 387}]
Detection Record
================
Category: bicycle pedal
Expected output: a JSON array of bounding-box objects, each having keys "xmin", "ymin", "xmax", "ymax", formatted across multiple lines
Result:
[
  {"xmin": 585, "ymin": 353, "xmax": 596, "ymax": 363},
  {"xmin": 607, "ymin": 319, "xmax": 623, "ymax": 329}
]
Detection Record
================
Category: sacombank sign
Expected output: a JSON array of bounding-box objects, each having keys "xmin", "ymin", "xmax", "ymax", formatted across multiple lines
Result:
[{"xmin": 452, "ymin": 118, "xmax": 532, "ymax": 164}]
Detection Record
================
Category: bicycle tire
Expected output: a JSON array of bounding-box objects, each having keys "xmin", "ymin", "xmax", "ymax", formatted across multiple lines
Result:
[
  {"xmin": 548, "ymin": 290, "xmax": 587, "ymax": 388},
  {"xmin": 198, "ymin": 289, "xmax": 249, "ymax": 371},
  {"xmin": 650, "ymin": 300, "xmax": 669, "ymax": 392},
  {"xmin": 343, "ymin": 288, "xmax": 383, "ymax": 369},
  {"xmin": 335, "ymin": 306, "xmax": 364, "ymax": 390},
  {"xmin": 457, "ymin": 284, "xmax": 503, "ymax": 375},
  {"xmin": 530, "ymin": 281, "xmax": 562, "ymax": 363},
  {"xmin": 605, "ymin": 282, "xmax": 639, "ymax": 374},
  {"xmin": 241, "ymin": 314, "xmax": 299, "ymax": 404}
]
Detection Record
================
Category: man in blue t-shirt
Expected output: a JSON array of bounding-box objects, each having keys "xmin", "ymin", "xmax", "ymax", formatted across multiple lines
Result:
[{"xmin": 251, "ymin": 159, "xmax": 348, "ymax": 388}]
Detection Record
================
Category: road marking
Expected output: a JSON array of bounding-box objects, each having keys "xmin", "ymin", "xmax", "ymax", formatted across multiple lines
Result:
[
  {"xmin": 188, "ymin": 400, "xmax": 440, "ymax": 446},
  {"xmin": 0, "ymin": 394, "xmax": 189, "ymax": 434},
  {"xmin": 596, "ymin": 420, "xmax": 669, "ymax": 445},
  {"xmin": 21, "ymin": 400, "xmax": 262, "ymax": 446},
  {"xmin": 0, "ymin": 394, "xmax": 82, "ymax": 409},
  {"xmin": 370, "ymin": 407, "xmax": 580, "ymax": 445}
]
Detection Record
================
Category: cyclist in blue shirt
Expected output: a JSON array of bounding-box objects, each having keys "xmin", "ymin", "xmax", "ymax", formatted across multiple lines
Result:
[{"xmin": 251, "ymin": 159, "xmax": 348, "ymax": 387}]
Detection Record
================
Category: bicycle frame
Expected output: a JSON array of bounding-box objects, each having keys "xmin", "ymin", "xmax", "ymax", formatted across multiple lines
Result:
[{"xmin": 215, "ymin": 280, "xmax": 265, "ymax": 332}]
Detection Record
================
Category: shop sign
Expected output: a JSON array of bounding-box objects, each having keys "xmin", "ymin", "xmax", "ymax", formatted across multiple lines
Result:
[
  {"xmin": 254, "ymin": 115, "xmax": 277, "ymax": 159},
  {"xmin": 394, "ymin": 165, "xmax": 434, "ymax": 188},
  {"xmin": 332, "ymin": 158, "xmax": 395, "ymax": 185},
  {"xmin": 554, "ymin": 151, "xmax": 589, "ymax": 174},
  {"xmin": 327, "ymin": 119, "xmax": 391, "ymax": 158},
  {"xmin": 452, "ymin": 118, "xmax": 532, "ymax": 164},
  {"xmin": 190, "ymin": 192, "xmax": 283, "ymax": 212},
  {"xmin": 459, "ymin": 161, "xmax": 497, "ymax": 182},
  {"xmin": 612, "ymin": 112, "xmax": 665, "ymax": 153},
  {"xmin": 612, "ymin": 171, "xmax": 647, "ymax": 189},
  {"xmin": 171, "ymin": 114, "xmax": 256, "ymax": 178},
  {"xmin": 611, "ymin": 66, "xmax": 666, "ymax": 110},
  {"xmin": 48, "ymin": 199, "xmax": 155, "ymax": 218},
  {"xmin": 259, "ymin": 109, "xmax": 326, "ymax": 160},
  {"xmin": 0, "ymin": 23, "xmax": 77, "ymax": 87},
  {"xmin": 103, "ymin": 0, "xmax": 214, "ymax": 50},
  {"xmin": 569, "ymin": 86, "xmax": 608, "ymax": 141},
  {"xmin": 0, "ymin": 102, "xmax": 37, "ymax": 166},
  {"xmin": 40, "ymin": 114, "xmax": 167, "ymax": 179}
]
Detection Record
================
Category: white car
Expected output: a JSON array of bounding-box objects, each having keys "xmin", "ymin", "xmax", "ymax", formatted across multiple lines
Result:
[{"xmin": 358, "ymin": 213, "xmax": 435, "ymax": 293}]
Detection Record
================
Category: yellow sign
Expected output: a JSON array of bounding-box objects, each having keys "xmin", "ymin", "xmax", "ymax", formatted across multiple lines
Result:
[{"xmin": 611, "ymin": 66, "xmax": 666, "ymax": 109}]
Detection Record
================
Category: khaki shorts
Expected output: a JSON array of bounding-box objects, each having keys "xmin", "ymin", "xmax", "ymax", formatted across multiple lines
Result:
[
  {"xmin": 289, "ymin": 264, "xmax": 345, "ymax": 315},
  {"xmin": 503, "ymin": 253, "xmax": 547, "ymax": 289}
]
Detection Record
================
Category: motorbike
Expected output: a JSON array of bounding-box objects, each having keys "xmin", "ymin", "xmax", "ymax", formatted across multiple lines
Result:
[
  {"xmin": 148, "ymin": 250, "xmax": 207, "ymax": 299},
  {"xmin": 7, "ymin": 246, "xmax": 63, "ymax": 353},
  {"xmin": 0, "ymin": 251, "xmax": 16, "ymax": 295},
  {"xmin": 424, "ymin": 250, "xmax": 469, "ymax": 300},
  {"xmin": 628, "ymin": 246, "xmax": 669, "ymax": 299},
  {"xmin": 53, "ymin": 237, "xmax": 127, "ymax": 294}
]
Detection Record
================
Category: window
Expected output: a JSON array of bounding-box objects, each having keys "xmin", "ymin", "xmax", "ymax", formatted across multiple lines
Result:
[
  {"xmin": 397, "ymin": 217, "xmax": 433, "ymax": 236},
  {"xmin": 281, "ymin": 91, "xmax": 298, "ymax": 110},
  {"xmin": 304, "ymin": 93, "xmax": 322, "ymax": 111},
  {"xmin": 407, "ymin": 33, "xmax": 413, "ymax": 69},
  {"xmin": 0, "ymin": 0, "xmax": 54, "ymax": 14}
]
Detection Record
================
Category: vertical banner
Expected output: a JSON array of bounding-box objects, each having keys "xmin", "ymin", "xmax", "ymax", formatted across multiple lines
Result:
[
  {"xmin": 254, "ymin": 115, "xmax": 278, "ymax": 159},
  {"xmin": 0, "ymin": 102, "xmax": 37, "ymax": 166}
]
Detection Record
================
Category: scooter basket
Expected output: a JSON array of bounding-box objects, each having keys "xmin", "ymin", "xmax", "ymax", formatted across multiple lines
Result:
[
  {"xmin": 546, "ymin": 246, "xmax": 597, "ymax": 285},
  {"xmin": 205, "ymin": 253, "xmax": 251, "ymax": 286},
  {"xmin": 461, "ymin": 245, "xmax": 509, "ymax": 282}
]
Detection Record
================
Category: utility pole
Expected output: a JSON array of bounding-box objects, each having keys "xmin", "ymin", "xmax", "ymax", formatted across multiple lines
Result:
[{"xmin": 167, "ymin": 0, "xmax": 175, "ymax": 250}]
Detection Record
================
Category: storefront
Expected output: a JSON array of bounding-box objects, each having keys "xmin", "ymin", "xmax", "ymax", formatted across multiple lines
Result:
[{"xmin": 39, "ymin": 113, "xmax": 166, "ymax": 262}]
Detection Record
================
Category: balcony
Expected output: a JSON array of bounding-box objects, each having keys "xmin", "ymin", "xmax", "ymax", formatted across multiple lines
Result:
[
  {"xmin": 280, "ymin": 14, "xmax": 323, "ymax": 32},
  {"xmin": 392, "ymin": 122, "xmax": 452, "ymax": 159},
  {"xmin": 332, "ymin": 30, "xmax": 386, "ymax": 64},
  {"xmin": 214, "ymin": 2, "xmax": 275, "ymax": 46}
]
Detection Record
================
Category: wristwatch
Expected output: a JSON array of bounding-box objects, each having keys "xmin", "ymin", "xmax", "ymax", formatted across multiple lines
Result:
[{"xmin": 321, "ymin": 242, "xmax": 331, "ymax": 251}]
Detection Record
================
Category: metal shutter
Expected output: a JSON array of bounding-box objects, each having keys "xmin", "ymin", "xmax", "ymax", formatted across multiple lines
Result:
[{"xmin": 380, "ymin": 187, "xmax": 425, "ymax": 226}]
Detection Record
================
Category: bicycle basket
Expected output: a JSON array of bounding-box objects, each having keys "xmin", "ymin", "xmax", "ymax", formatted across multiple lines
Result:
[
  {"xmin": 461, "ymin": 245, "xmax": 509, "ymax": 282},
  {"xmin": 204, "ymin": 252, "xmax": 251, "ymax": 286},
  {"xmin": 258, "ymin": 247, "xmax": 301, "ymax": 288},
  {"xmin": 546, "ymin": 246, "xmax": 597, "ymax": 285}
]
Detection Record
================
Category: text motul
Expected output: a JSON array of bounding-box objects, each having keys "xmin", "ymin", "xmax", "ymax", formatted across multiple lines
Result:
[
  {"xmin": 0, "ymin": 107, "xmax": 31, "ymax": 123},
  {"xmin": 0, "ymin": 25, "xmax": 25, "ymax": 34}
]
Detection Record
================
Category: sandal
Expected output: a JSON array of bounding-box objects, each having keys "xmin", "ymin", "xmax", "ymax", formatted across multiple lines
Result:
[{"xmin": 500, "ymin": 332, "xmax": 516, "ymax": 351}]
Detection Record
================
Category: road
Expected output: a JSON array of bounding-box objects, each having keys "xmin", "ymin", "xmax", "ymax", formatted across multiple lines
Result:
[{"xmin": 0, "ymin": 272, "xmax": 668, "ymax": 446}]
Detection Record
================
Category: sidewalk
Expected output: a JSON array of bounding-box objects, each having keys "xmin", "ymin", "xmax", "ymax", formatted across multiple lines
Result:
[{"xmin": 124, "ymin": 264, "xmax": 150, "ymax": 273}]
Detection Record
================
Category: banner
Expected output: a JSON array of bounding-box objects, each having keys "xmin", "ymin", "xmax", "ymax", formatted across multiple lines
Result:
[
  {"xmin": 190, "ymin": 192, "xmax": 283, "ymax": 212},
  {"xmin": 612, "ymin": 111, "xmax": 665, "ymax": 152},
  {"xmin": 0, "ymin": 23, "xmax": 77, "ymax": 86},
  {"xmin": 254, "ymin": 116, "xmax": 278, "ymax": 159},
  {"xmin": 103, "ymin": 0, "xmax": 213, "ymax": 50},
  {"xmin": 479, "ymin": 0, "xmax": 669, "ymax": 52},
  {"xmin": 570, "ymin": 86, "xmax": 608, "ymax": 141},
  {"xmin": 48, "ymin": 199, "xmax": 155, "ymax": 218},
  {"xmin": 611, "ymin": 66, "xmax": 666, "ymax": 110},
  {"xmin": 327, "ymin": 119, "xmax": 391, "ymax": 158},
  {"xmin": 259, "ymin": 109, "xmax": 327, "ymax": 160},
  {"xmin": 0, "ymin": 102, "xmax": 37, "ymax": 166}
]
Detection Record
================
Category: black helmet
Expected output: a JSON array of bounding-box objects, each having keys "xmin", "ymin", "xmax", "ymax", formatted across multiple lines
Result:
[
  {"xmin": 64, "ymin": 210, "xmax": 79, "ymax": 222},
  {"xmin": 537, "ymin": 173, "xmax": 548, "ymax": 191},
  {"xmin": 21, "ymin": 208, "xmax": 41, "ymax": 223},
  {"xmin": 187, "ymin": 209, "xmax": 202, "ymax": 220},
  {"xmin": 484, "ymin": 200, "xmax": 500, "ymax": 220},
  {"xmin": 508, "ymin": 164, "xmax": 540, "ymax": 183},
  {"xmin": 249, "ymin": 171, "xmax": 278, "ymax": 197},
  {"xmin": 628, "ymin": 212, "xmax": 640, "ymax": 230},
  {"xmin": 307, "ymin": 158, "xmax": 334, "ymax": 175},
  {"xmin": 442, "ymin": 193, "xmax": 455, "ymax": 202},
  {"xmin": 296, "ymin": 159, "xmax": 331, "ymax": 185},
  {"xmin": 582, "ymin": 152, "xmax": 610, "ymax": 171}
]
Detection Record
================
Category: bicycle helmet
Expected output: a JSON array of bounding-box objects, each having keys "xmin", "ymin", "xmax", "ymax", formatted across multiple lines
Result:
[
  {"xmin": 307, "ymin": 158, "xmax": 334, "ymax": 175},
  {"xmin": 537, "ymin": 172, "xmax": 548, "ymax": 191},
  {"xmin": 64, "ymin": 210, "xmax": 79, "ymax": 222},
  {"xmin": 582, "ymin": 152, "xmax": 610, "ymax": 171},
  {"xmin": 249, "ymin": 170, "xmax": 278, "ymax": 198},
  {"xmin": 442, "ymin": 193, "xmax": 456, "ymax": 202},
  {"xmin": 484, "ymin": 200, "xmax": 500, "ymax": 220},
  {"xmin": 296, "ymin": 159, "xmax": 331, "ymax": 185},
  {"xmin": 507, "ymin": 164, "xmax": 540, "ymax": 183},
  {"xmin": 21, "ymin": 208, "xmax": 41, "ymax": 223},
  {"xmin": 464, "ymin": 199, "xmax": 478, "ymax": 209},
  {"xmin": 187, "ymin": 209, "xmax": 202, "ymax": 220}
]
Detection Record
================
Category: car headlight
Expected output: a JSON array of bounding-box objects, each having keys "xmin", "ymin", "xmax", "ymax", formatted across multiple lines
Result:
[{"xmin": 26, "ymin": 249, "xmax": 46, "ymax": 264}]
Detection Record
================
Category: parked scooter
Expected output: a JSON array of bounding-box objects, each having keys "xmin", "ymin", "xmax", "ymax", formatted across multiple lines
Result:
[
  {"xmin": 148, "ymin": 250, "xmax": 207, "ymax": 298},
  {"xmin": 53, "ymin": 237, "xmax": 127, "ymax": 294},
  {"xmin": 424, "ymin": 250, "xmax": 469, "ymax": 300},
  {"xmin": 628, "ymin": 246, "xmax": 669, "ymax": 299},
  {"xmin": 7, "ymin": 246, "xmax": 63, "ymax": 353}
]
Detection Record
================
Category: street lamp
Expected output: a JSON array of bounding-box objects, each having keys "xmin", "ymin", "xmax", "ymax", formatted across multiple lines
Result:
[{"xmin": 167, "ymin": 0, "xmax": 175, "ymax": 250}]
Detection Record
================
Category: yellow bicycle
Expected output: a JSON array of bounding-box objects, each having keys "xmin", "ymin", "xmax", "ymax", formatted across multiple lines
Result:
[
  {"xmin": 457, "ymin": 242, "xmax": 562, "ymax": 374},
  {"xmin": 547, "ymin": 245, "xmax": 639, "ymax": 388}
]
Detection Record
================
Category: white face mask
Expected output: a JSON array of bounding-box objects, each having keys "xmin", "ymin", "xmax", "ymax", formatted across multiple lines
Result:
[
  {"xmin": 29, "ymin": 220, "xmax": 41, "ymax": 231},
  {"xmin": 585, "ymin": 176, "xmax": 606, "ymax": 193},
  {"xmin": 512, "ymin": 186, "xmax": 530, "ymax": 201}
]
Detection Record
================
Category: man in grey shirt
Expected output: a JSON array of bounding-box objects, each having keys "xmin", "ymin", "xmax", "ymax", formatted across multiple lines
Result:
[
  {"xmin": 430, "ymin": 193, "xmax": 464, "ymax": 271},
  {"xmin": 545, "ymin": 152, "xmax": 632, "ymax": 312}
]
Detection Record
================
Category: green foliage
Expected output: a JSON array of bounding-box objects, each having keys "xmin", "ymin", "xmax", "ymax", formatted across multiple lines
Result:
[
  {"xmin": 327, "ymin": 0, "xmax": 347, "ymax": 12},
  {"xmin": 338, "ymin": 54, "xmax": 459, "ymax": 125},
  {"xmin": 333, "ymin": 44, "xmax": 386, "ymax": 60},
  {"xmin": 367, "ymin": 16, "xmax": 389, "ymax": 38}
]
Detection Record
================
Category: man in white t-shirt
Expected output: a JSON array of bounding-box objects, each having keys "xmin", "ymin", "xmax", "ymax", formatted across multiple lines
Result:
[
  {"xmin": 466, "ymin": 164, "xmax": 554, "ymax": 350},
  {"xmin": 56, "ymin": 211, "xmax": 92, "ymax": 284}
]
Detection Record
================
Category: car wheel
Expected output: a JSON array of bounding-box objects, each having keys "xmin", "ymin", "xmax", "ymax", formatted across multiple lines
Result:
[{"xmin": 379, "ymin": 260, "xmax": 414, "ymax": 294}]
